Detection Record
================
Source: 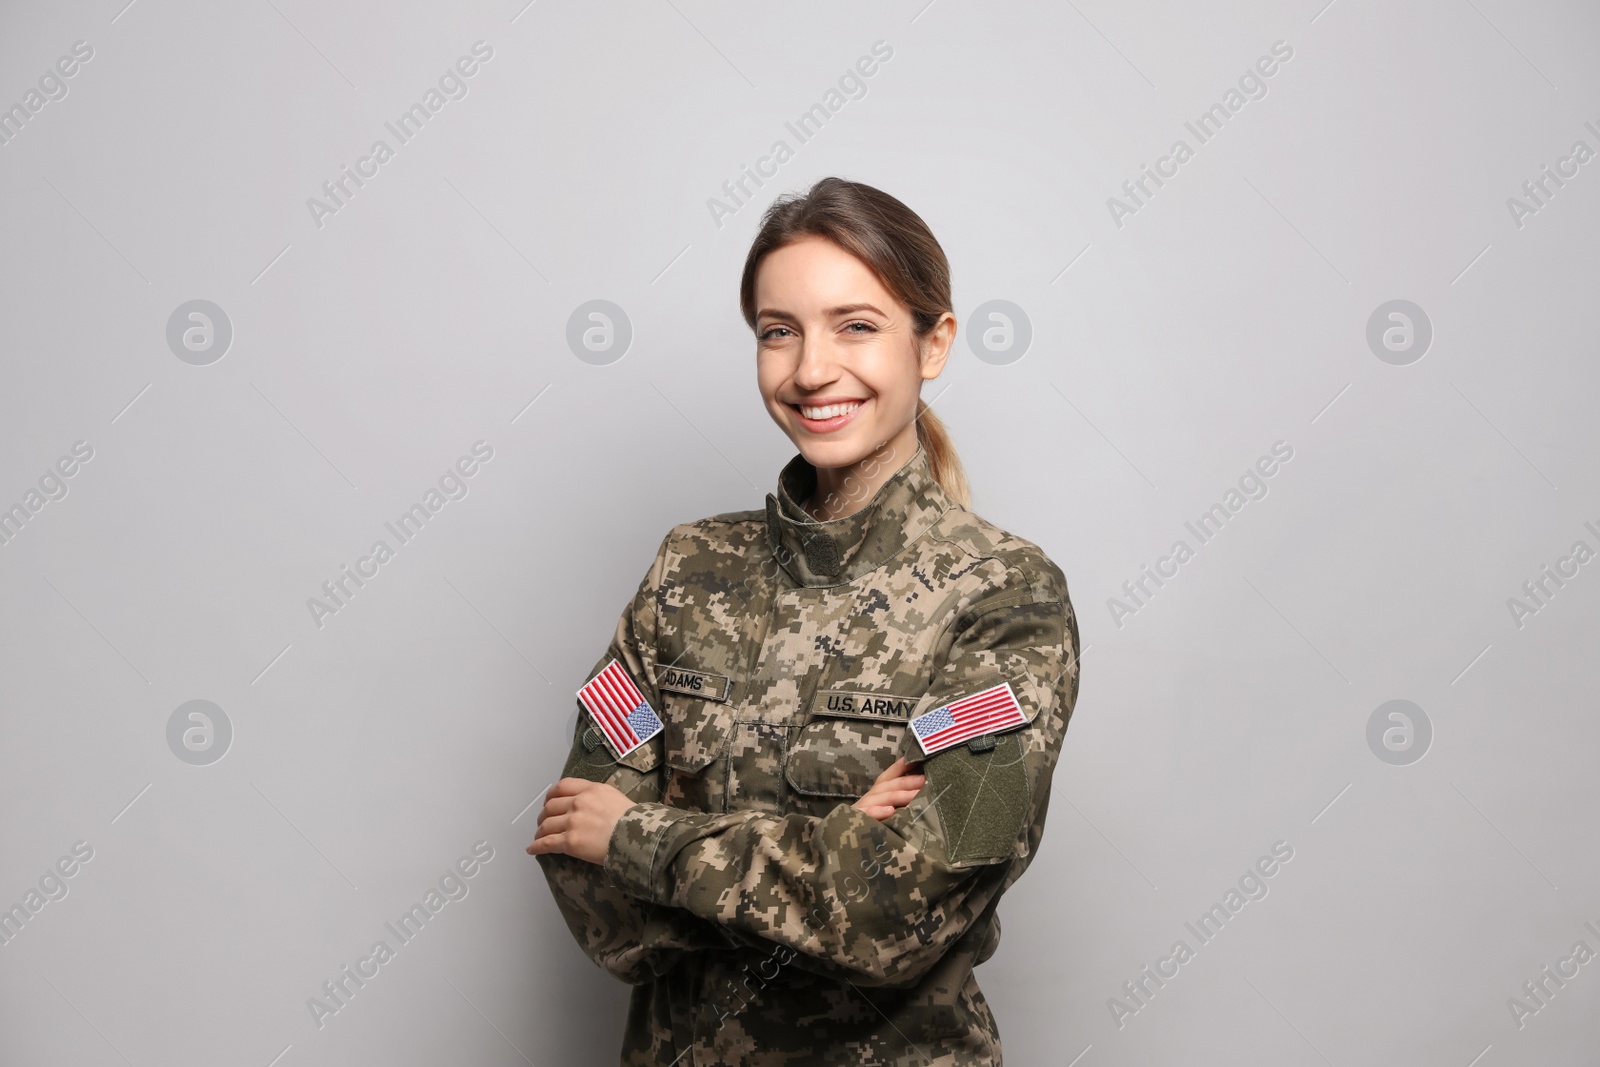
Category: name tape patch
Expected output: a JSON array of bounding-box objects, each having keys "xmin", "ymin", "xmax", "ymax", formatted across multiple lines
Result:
[
  {"xmin": 654, "ymin": 665, "xmax": 731, "ymax": 702},
  {"xmin": 814, "ymin": 690, "xmax": 916, "ymax": 722},
  {"xmin": 909, "ymin": 682, "xmax": 1027, "ymax": 756},
  {"xmin": 577, "ymin": 659, "xmax": 663, "ymax": 759}
]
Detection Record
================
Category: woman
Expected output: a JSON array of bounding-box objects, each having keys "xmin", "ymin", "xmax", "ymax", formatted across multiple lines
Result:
[{"xmin": 528, "ymin": 176, "xmax": 1080, "ymax": 1066}]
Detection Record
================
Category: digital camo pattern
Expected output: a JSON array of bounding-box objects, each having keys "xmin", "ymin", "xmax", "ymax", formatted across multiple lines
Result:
[{"xmin": 537, "ymin": 445, "xmax": 1080, "ymax": 1066}]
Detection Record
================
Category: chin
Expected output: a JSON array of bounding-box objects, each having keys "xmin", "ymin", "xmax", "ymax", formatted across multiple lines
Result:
[{"xmin": 793, "ymin": 434, "xmax": 877, "ymax": 472}]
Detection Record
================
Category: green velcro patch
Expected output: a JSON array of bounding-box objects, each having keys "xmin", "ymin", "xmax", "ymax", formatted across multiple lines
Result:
[
  {"xmin": 561, "ymin": 721, "xmax": 622, "ymax": 784},
  {"xmin": 924, "ymin": 729, "xmax": 1030, "ymax": 866}
]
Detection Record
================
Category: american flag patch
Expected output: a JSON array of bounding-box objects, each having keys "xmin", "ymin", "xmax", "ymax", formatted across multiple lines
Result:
[
  {"xmin": 909, "ymin": 682, "xmax": 1027, "ymax": 756},
  {"xmin": 577, "ymin": 659, "xmax": 663, "ymax": 759}
]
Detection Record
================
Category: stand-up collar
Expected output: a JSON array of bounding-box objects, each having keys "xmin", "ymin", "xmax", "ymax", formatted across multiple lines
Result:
[{"xmin": 763, "ymin": 444, "xmax": 951, "ymax": 587}]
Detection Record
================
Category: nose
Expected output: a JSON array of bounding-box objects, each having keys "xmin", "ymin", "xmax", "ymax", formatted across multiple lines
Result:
[{"xmin": 792, "ymin": 332, "xmax": 839, "ymax": 392}]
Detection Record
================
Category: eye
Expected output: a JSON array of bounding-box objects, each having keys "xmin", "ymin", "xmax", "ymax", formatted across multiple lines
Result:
[
  {"xmin": 759, "ymin": 325, "xmax": 794, "ymax": 341},
  {"xmin": 843, "ymin": 321, "xmax": 877, "ymax": 334}
]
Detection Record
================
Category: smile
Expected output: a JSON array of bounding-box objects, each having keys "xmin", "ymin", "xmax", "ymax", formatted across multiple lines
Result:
[{"xmin": 792, "ymin": 399, "xmax": 867, "ymax": 433}]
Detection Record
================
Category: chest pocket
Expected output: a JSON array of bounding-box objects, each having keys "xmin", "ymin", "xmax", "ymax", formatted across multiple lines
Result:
[
  {"xmin": 784, "ymin": 689, "xmax": 916, "ymax": 802},
  {"xmin": 655, "ymin": 662, "xmax": 735, "ymax": 812}
]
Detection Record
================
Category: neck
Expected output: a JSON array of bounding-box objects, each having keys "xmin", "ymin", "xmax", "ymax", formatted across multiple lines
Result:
[{"xmin": 805, "ymin": 420, "xmax": 921, "ymax": 521}]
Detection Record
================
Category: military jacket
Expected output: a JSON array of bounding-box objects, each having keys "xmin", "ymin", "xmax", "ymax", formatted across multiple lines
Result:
[{"xmin": 538, "ymin": 444, "xmax": 1080, "ymax": 1066}]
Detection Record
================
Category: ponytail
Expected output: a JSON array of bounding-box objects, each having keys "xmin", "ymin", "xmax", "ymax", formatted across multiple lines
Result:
[{"xmin": 915, "ymin": 400, "xmax": 969, "ymax": 509}]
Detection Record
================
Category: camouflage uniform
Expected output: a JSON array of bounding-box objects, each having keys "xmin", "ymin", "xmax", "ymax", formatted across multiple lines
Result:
[{"xmin": 538, "ymin": 444, "xmax": 1080, "ymax": 1066}]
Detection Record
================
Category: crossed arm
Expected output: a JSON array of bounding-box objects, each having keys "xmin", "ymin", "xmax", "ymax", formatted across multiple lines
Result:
[
  {"xmin": 526, "ymin": 756, "xmax": 927, "ymax": 865},
  {"xmin": 528, "ymin": 753, "xmax": 927, "ymax": 985}
]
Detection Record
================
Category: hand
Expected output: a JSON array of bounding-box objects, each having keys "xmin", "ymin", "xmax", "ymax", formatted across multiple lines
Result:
[
  {"xmin": 525, "ymin": 778, "xmax": 638, "ymax": 865},
  {"xmin": 852, "ymin": 756, "xmax": 926, "ymax": 820}
]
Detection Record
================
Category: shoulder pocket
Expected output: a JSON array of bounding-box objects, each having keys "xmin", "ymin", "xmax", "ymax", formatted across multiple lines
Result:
[
  {"xmin": 892, "ymin": 672, "xmax": 1039, "ymax": 866},
  {"xmin": 921, "ymin": 730, "xmax": 1031, "ymax": 866}
]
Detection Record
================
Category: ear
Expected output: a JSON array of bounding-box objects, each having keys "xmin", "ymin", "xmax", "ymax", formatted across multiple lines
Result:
[{"xmin": 918, "ymin": 311, "xmax": 957, "ymax": 381}]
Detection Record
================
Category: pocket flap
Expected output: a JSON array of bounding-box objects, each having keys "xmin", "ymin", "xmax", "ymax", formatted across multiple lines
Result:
[{"xmin": 661, "ymin": 696, "xmax": 731, "ymax": 773}]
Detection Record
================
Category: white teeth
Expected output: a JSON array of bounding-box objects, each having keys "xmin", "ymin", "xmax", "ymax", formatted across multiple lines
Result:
[{"xmin": 798, "ymin": 401, "xmax": 862, "ymax": 420}]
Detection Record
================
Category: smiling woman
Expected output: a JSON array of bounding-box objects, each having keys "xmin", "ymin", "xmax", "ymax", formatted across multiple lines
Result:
[
  {"xmin": 531, "ymin": 177, "xmax": 1080, "ymax": 1067},
  {"xmin": 743, "ymin": 179, "xmax": 970, "ymax": 515}
]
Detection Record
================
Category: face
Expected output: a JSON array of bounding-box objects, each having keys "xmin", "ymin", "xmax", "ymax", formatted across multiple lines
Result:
[{"xmin": 753, "ymin": 235, "xmax": 953, "ymax": 473}]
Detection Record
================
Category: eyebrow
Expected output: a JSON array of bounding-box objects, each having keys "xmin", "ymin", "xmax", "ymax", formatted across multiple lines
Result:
[{"xmin": 756, "ymin": 303, "xmax": 888, "ymax": 320}]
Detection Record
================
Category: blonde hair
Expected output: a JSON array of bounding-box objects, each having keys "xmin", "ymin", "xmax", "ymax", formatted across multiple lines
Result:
[
  {"xmin": 739, "ymin": 177, "xmax": 971, "ymax": 508},
  {"xmin": 914, "ymin": 399, "xmax": 969, "ymax": 508}
]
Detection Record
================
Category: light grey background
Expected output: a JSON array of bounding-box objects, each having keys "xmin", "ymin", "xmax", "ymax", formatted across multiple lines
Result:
[{"xmin": 2, "ymin": 1, "xmax": 1597, "ymax": 1064}]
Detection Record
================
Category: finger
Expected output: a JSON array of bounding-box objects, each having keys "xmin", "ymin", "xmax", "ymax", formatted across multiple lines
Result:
[
  {"xmin": 859, "ymin": 789, "xmax": 919, "ymax": 810},
  {"xmin": 878, "ymin": 774, "xmax": 925, "ymax": 790},
  {"xmin": 860, "ymin": 779, "xmax": 923, "ymax": 803},
  {"xmin": 874, "ymin": 757, "xmax": 911, "ymax": 785},
  {"xmin": 865, "ymin": 804, "xmax": 896, "ymax": 820},
  {"xmin": 540, "ymin": 795, "xmax": 575, "ymax": 818},
  {"xmin": 547, "ymin": 777, "xmax": 596, "ymax": 798},
  {"xmin": 534, "ymin": 813, "xmax": 570, "ymax": 840},
  {"xmin": 527, "ymin": 831, "xmax": 567, "ymax": 855}
]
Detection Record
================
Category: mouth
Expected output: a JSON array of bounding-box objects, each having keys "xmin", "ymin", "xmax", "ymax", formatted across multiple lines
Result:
[{"xmin": 790, "ymin": 398, "xmax": 867, "ymax": 434}]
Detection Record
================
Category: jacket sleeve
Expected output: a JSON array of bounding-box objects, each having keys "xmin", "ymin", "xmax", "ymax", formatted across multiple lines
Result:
[
  {"xmin": 536, "ymin": 531, "xmax": 737, "ymax": 984},
  {"xmin": 599, "ymin": 564, "xmax": 1080, "ymax": 989}
]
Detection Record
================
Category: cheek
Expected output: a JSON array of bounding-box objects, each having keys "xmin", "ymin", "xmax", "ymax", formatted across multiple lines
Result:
[
  {"xmin": 755, "ymin": 362, "xmax": 797, "ymax": 428},
  {"xmin": 756, "ymin": 360, "xmax": 786, "ymax": 405},
  {"xmin": 859, "ymin": 350, "xmax": 921, "ymax": 419}
]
